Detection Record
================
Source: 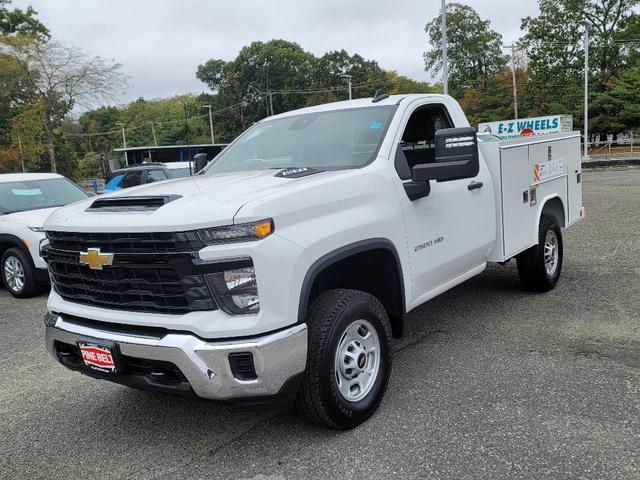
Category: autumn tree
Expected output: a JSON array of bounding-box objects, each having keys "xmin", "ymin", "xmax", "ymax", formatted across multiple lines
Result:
[{"xmin": 0, "ymin": 37, "xmax": 126, "ymax": 172}]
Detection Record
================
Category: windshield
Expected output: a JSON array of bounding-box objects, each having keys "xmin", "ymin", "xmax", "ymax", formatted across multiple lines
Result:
[
  {"xmin": 203, "ymin": 106, "xmax": 396, "ymax": 175},
  {"xmin": 169, "ymin": 167, "xmax": 192, "ymax": 178},
  {"xmin": 0, "ymin": 178, "xmax": 88, "ymax": 215}
]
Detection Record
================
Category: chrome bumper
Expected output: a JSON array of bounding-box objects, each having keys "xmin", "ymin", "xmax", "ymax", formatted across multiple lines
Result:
[{"xmin": 45, "ymin": 314, "xmax": 307, "ymax": 400}]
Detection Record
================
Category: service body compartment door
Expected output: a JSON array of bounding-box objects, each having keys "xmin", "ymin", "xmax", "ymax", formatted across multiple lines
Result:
[
  {"xmin": 566, "ymin": 135, "xmax": 583, "ymax": 224},
  {"xmin": 500, "ymin": 145, "xmax": 534, "ymax": 257}
]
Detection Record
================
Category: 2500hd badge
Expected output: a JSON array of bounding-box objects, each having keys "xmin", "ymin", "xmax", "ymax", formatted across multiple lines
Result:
[{"xmin": 415, "ymin": 236, "xmax": 444, "ymax": 252}]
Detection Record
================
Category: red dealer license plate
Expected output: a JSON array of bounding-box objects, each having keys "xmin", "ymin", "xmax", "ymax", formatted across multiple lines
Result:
[{"xmin": 78, "ymin": 342, "xmax": 117, "ymax": 373}]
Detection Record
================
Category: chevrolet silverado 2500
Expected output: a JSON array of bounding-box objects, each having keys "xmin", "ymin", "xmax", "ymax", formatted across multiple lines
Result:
[{"xmin": 43, "ymin": 94, "xmax": 584, "ymax": 429}]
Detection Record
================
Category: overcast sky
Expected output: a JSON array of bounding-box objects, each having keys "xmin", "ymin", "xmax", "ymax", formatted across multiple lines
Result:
[{"xmin": 14, "ymin": 0, "xmax": 540, "ymax": 106}]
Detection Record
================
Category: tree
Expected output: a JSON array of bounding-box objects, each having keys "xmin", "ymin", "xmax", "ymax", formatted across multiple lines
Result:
[
  {"xmin": 520, "ymin": 1, "xmax": 640, "ymax": 132},
  {"xmin": 592, "ymin": 59, "xmax": 640, "ymax": 133},
  {"xmin": 384, "ymin": 70, "xmax": 437, "ymax": 95},
  {"xmin": 196, "ymin": 41, "xmax": 396, "ymax": 141},
  {"xmin": 424, "ymin": 3, "xmax": 507, "ymax": 98},
  {"xmin": 0, "ymin": 0, "xmax": 48, "ymax": 37},
  {"xmin": 0, "ymin": 37, "xmax": 126, "ymax": 172}
]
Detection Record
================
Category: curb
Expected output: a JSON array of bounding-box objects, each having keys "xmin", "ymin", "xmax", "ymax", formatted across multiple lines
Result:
[{"xmin": 582, "ymin": 159, "xmax": 640, "ymax": 168}]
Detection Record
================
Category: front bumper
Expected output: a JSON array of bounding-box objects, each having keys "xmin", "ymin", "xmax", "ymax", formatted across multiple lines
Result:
[{"xmin": 45, "ymin": 314, "xmax": 307, "ymax": 401}]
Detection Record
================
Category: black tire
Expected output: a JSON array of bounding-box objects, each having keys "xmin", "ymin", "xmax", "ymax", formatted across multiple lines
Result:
[
  {"xmin": 297, "ymin": 289, "xmax": 392, "ymax": 430},
  {"xmin": 516, "ymin": 214, "xmax": 563, "ymax": 292},
  {"xmin": 1, "ymin": 247, "xmax": 40, "ymax": 298}
]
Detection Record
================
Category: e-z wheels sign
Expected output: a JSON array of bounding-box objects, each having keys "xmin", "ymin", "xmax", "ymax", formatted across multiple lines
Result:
[{"xmin": 479, "ymin": 115, "xmax": 573, "ymax": 139}]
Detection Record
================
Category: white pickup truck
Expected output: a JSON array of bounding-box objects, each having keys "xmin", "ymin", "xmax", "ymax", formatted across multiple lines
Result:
[{"xmin": 43, "ymin": 94, "xmax": 584, "ymax": 429}]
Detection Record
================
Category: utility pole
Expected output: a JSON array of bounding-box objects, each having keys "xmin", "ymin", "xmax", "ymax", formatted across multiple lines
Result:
[
  {"xmin": 150, "ymin": 123, "xmax": 158, "ymax": 146},
  {"xmin": 116, "ymin": 122, "xmax": 128, "ymax": 165},
  {"xmin": 341, "ymin": 74, "xmax": 353, "ymax": 100},
  {"xmin": 202, "ymin": 105, "xmax": 215, "ymax": 144},
  {"xmin": 504, "ymin": 43, "xmax": 518, "ymax": 119},
  {"xmin": 441, "ymin": 0, "xmax": 448, "ymax": 95},
  {"xmin": 582, "ymin": 21, "xmax": 590, "ymax": 159},
  {"xmin": 183, "ymin": 102, "xmax": 192, "ymax": 175},
  {"xmin": 268, "ymin": 91, "xmax": 274, "ymax": 116},
  {"xmin": 17, "ymin": 133, "xmax": 25, "ymax": 173}
]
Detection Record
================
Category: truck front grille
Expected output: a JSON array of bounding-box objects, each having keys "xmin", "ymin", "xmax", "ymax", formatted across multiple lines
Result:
[
  {"xmin": 47, "ymin": 230, "xmax": 204, "ymax": 254},
  {"xmin": 45, "ymin": 231, "xmax": 217, "ymax": 315}
]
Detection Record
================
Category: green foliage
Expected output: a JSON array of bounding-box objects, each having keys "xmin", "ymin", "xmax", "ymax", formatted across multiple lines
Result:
[
  {"xmin": 196, "ymin": 41, "xmax": 391, "ymax": 140},
  {"xmin": 424, "ymin": 2, "xmax": 507, "ymax": 98},
  {"xmin": 519, "ymin": 1, "xmax": 640, "ymax": 132},
  {"xmin": 0, "ymin": 0, "xmax": 48, "ymax": 37},
  {"xmin": 385, "ymin": 71, "xmax": 437, "ymax": 95},
  {"xmin": 592, "ymin": 59, "xmax": 640, "ymax": 133}
]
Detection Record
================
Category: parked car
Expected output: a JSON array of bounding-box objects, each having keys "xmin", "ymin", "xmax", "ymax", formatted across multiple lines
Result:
[
  {"xmin": 101, "ymin": 162, "xmax": 196, "ymax": 193},
  {"xmin": 0, "ymin": 173, "xmax": 90, "ymax": 298},
  {"xmin": 42, "ymin": 94, "xmax": 584, "ymax": 429}
]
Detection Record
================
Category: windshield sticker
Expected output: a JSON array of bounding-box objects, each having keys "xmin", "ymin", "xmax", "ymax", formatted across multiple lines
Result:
[
  {"xmin": 369, "ymin": 121, "xmax": 383, "ymax": 129},
  {"xmin": 11, "ymin": 188, "xmax": 42, "ymax": 196}
]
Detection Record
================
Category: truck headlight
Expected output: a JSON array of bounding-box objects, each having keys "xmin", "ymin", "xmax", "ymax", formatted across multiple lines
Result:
[
  {"xmin": 29, "ymin": 226, "xmax": 45, "ymax": 232},
  {"xmin": 39, "ymin": 238, "xmax": 50, "ymax": 257},
  {"xmin": 198, "ymin": 219, "xmax": 273, "ymax": 245},
  {"xmin": 206, "ymin": 266, "xmax": 260, "ymax": 315}
]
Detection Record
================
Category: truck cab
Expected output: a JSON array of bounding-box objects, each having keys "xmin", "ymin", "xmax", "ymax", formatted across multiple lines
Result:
[{"xmin": 42, "ymin": 94, "xmax": 584, "ymax": 429}]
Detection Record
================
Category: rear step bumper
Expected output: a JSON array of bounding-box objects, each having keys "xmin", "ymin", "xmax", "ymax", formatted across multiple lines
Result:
[{"xmin": 45, "ymin": 313, "xmax": 307, "ymax": 401}]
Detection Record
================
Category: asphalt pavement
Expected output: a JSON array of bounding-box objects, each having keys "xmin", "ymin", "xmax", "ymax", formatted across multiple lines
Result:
[{"xmin": 1, "ymin": 169, "xmax": 639, "ymax": 479}]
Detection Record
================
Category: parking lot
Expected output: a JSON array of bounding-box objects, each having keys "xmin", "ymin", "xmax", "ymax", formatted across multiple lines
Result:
[{"xmin": 1, "ymin": 169, "xmax": 639, "ymax": 480}]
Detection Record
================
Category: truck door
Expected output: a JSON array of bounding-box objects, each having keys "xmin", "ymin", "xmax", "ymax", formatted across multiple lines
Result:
[{"xmin": 393, "ymin": 102, "xmax": 495, "ymax": 306}]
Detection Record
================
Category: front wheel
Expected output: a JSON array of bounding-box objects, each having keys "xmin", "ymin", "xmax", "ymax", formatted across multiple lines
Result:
[
  {"xmin": 516, "ymin": 214, "xmax": 563, "ymax": 292},
  {"xmin": 2, "ymin": 247, "xmax": 40, "ymax": 298},
  {"xmin": 297, "ymin": 289, "xmax": 392, "ymax": 429}
]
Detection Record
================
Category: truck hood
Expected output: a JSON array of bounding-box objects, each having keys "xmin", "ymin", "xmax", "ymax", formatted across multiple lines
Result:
[
  {"xmin": 44, "ymin": 170, "xmax": 327, "ymax": 232},
  {"xmin": 1, "ymin": 207, "xmax": 58, "ymax": 227}
]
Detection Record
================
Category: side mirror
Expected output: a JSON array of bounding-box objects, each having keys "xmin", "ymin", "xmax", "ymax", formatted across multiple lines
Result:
[
  {"xmin": 193, "ymin": 153, "xmax": 208, "ymax": 174},
  {"xmin": 411, "ymin": 127, "xmax": 479, "ymax": 183}
]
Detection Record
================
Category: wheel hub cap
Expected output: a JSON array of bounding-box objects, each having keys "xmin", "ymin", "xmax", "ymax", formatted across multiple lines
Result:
[
  {"xmin": 334, "ymin": 319, "xmax": 381, "ymax": 402},
  {"xmin": 544, "ymin": 230, "xmax": 559, "ymax": 276},
  {"xmin": 4, "ymin": 256, "xmax": 25, "ymax": 293}
]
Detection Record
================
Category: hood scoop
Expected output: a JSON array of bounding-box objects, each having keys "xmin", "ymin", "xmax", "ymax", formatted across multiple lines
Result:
[
  {"xmin": 87, "ymin": 195, "xmax": 182, "ymax": 212},
  {"xmin": 274, "ymin": 167, "xmax": 323, "ymax": 179}
]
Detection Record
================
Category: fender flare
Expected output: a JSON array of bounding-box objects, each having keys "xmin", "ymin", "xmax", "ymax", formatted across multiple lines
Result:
[
  {"xmin": 0, "ymin": 233, "xmax": 31, "ymax": 257},
  {"xmin": 297, "ymin": 238, "xmax": 406, "ymax": 331},
  {"xmin": 535, "ymin": 194, "xmax": 567, "ymax": 230}
]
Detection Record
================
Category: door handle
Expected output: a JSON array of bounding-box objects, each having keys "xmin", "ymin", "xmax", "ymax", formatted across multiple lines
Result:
[{"xmin": 467, "ymin": 181, "xmax": 483, "ymax": 191}]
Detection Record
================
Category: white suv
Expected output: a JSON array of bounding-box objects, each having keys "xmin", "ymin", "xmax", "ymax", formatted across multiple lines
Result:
[{"xmin": 0, "ymin": 173, "xmax": 89, "ymax": 297}]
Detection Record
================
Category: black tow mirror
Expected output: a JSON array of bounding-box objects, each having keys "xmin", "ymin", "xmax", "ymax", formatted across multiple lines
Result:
[
  {"xmin": 193, "ymin": 153, "xmax": 208, "ymax": 174},
  {"xmin": 411, "ymin": 127, "xmax": 479, "ymax": 183}
]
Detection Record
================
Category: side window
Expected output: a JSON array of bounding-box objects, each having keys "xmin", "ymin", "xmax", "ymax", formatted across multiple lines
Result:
[
  {"xmin": 121, "ymin": 170, "xmax": 143, "ymax": 188},
  {"xmin": 146, "ymin": 169, "xmax": 168, "ymax": 183},
  {"xmin": 399, "ymin": 106, "xmax": 452, "ymax": 170}
]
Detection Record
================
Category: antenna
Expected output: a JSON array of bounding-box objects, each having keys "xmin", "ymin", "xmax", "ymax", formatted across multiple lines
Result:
[{"xmin": 372, "ymin": 90, "xmax": 389, "ymax": 103}]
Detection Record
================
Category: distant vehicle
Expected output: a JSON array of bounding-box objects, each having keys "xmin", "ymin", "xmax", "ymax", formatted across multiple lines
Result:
[
  {"xmin": 101, "ymin": 162, "xmax": 198, "ymax": 193},
  {"xmin": 0, "ymin": 173, "xmax": 90, "ymax": 298}
]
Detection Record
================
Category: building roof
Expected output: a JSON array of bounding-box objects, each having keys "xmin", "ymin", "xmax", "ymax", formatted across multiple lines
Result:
[{"xmin": 113, "ymin": 143, "xmax": 227, "ymax": 152}]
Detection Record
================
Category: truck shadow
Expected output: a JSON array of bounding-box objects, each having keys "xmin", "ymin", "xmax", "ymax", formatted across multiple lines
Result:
[{"xmin": 61, "ymin": 262, "xmax": 533, "ymax": 471}]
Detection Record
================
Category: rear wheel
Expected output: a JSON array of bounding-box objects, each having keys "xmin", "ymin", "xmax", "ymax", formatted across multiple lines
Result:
[
  {"xmin": 2, "ymin": 247, "xmax": 40, "ymax": 298},
  {"xmin": 297, "ymin": 289, "xmax": 392, "ymax": 429},
  {"xmin": 516, "ymin": 214, "xmax": 563, "ymax": 292}
]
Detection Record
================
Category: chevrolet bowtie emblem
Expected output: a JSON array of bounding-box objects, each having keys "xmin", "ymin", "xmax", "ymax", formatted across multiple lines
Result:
[{"xmin": 79, "ymin": 248, "xmax": 114, "ymax": 270}]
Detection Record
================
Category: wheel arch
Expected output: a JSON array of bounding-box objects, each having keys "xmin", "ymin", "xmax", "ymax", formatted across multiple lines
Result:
[
  {"xmin": 537, "ymin": 195, "xmax": 567, "ymax": 229},
  {"xmin": 0, "ymin": 234, "xmax": 31, "ymax": 261},
  {"xmin": 298, "ymin": 239, "xmax": 407, "ymax": 338}
]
